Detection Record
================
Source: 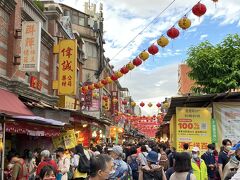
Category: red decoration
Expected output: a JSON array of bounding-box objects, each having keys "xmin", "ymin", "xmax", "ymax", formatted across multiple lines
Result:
[
  {"xmin": 167, "ymin": 27, "xmax": 180, "ymax": 39},
  {"xmin": 111, "ymin": 74, "xmax": 119, "ymax": 81},
  {"xmin": 101, "ymin": 79, "xmax": 108, "ymax": 85},
  {"xmin": 192, "ymin": 2, "xmax": 207, "ymax": 17},
  {"xmin": 120, "ymin": 66, "xmax": 129, "ymax": 74},
  {"xmin": 133, "ymin": 57, "xmax": 142, "ymax": 66},
  {"xmin": 94, "ymin": 83, "xmax": 100, "ymax": 89},
  {"xmin": 122, "ymin": 100, "xmax": 128, "ymax": 105},
  {"xmin": 102, "ymin": 96, "xmax": 108, "ymax": 101},
  {"xmin": 140, "ymin": 102, "xmax": 145, "ymax": 107},
  {"xmin": 148, "ymin": 44, "xmax": 159, "ymax": 55},
  {"xmin": 30, "ymin": 76, "xmax": 42, "ymax": 91},
  {"xmin": 156, "ymin": 103, "xmax": 161, "ymax": 108}
]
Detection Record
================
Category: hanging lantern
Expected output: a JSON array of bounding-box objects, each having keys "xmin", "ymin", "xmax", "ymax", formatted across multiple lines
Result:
[
  {"xmin": 115, "ymin": 71, "xmax": 123, "ymax": 78},
  {"xmin": 112, "ymin": 98, "xmax": 118, "ymax": 104},
  {"xmin": 101, "ymin": 79, "xmax": 108, "ymax": 85},
  {"xmin": 131, "ymin": 102, "xmax": 136, "ymax": 107},
  {"xmin": 156, "ymin": 103, "xmax": 161, "ymax": 108},
  {"xmin": 122, "ymin": 99, "xmax": 128, "ymax": 105},
  {"xmin": 126, "ymin": 62, "xmax": 135, "ymax": 71},
  {"xmin": 178, "ymin": 16, "xmax": 191, "ymax": 30},
  {"xmin": 82, "ymin": 86, "xmax": 88, "ymax": 92},
  {"xmin": 212, "ymin": 0, "xmax": 218, "ymax": 1},
  {"xmin": 120, "ymin": 66, "xmax": 129, "ymax": 74},
  {"xmin": 167, "ymin": 27, "xmax": 180, "ymax": 39},
  {"xmin": 139, "ymin": 51, "xmax": 149, "ymax": 61},
  {"xmin": 94, "ymin": 83, "xmax": 100, "ymax": 89},
  {"xmin": 192, "ymin": 2, "xmax": 207, "ymax": 17},
  {"xmin": 111, "ymin": 74, "xmax": 118, "ymax": 81},
  {"xmin": 148, "ymin": 44, "xmax": 159, "ymax": 55},
  {"xmin": 106, "ymin": 76, "xmax": 113, "ymax": 83},
  {"xmin": 140, "ymin": 102, "xmax": 145, "ymax": 107},
  {"xmin": 157, "ymin": 36, "xmax": 169, "ymax": 48},
  {"xmin": 102, "ymin": 96, "xmax": 108, "ymax": 101},
  {"xmin": 88, "ymin": 84, "xmax": 95, "ymax": 91},
  {"xmin": 148, "ymin": 102, "xmax": 153, "ymax": 107},
  {"xmin": 92, "ymin": 93, "xmax": 98, "ymax": 98},
  {"xmin": 98, "ymin": 82, "xmax": 104, "ymax": 88},
  {"xmin": 133, "ymin": 57, "xmax": 142, "ymax": 66}
]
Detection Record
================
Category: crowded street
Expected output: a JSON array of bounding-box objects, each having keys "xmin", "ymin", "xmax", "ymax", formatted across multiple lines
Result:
[{"xmin": 0, "ymin": 0, "xmax": 240, "ymax": 179}]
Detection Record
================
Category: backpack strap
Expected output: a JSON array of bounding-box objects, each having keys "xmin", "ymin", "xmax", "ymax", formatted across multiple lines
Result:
[{"xmin": 186, "ymin": 171, "xmax": 191, "ymax": 180}]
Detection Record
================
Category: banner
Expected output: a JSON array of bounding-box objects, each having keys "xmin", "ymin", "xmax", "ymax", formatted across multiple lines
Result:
[
  {"xmin": 52, "ymin": 129, "xmax": 77, "ymax": 149},
  {"xmin": 211, "ymin": 118, "xmax": 218, "ymax": 143},
  {"xmin": 58, "ymin": 39, "xmax": 77, "ymax": 95},
  {"xmin": 20, "ymin": 21, "xmax": 41, "ymax": 72},
  {"xmin": 176, "ymin": 107, "xmax": 212, "ymax": 153}
]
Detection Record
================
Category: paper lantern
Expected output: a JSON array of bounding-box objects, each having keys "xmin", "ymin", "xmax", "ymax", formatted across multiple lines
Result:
[
  {"xmin": 106, "ymin": 76, "xmax": 113, "ymax": 83},
  {"xmin": 88, "ymin": 84, "xmax": 95, "ymax": 91},
  {"xmin": 139, "ymin": 51, "xmax": 149, "ymax": 61},
  {"xmin": 126, "ymin": 62, "xmax": 135, "ymax": 71},
  {"xmin": 133, "ymin": 57, "xmax": 142, "ymax": 66},
  {"xmin": 122, "ymin": 100, "xmax": 128, "ymax": 105},
  {"xmin": 140, "ymin": 102, "xmax": 145, "ymax": 107},
  {"xmin": 156, "ymin": 103, "xmax": 161, "ymax": 108},
  {"xmin": 102, "ymin": 96, "xmax": 108, "ymax": 101},
  {"xmin": 112, "ymin": 98, "xmax": 118, "ymax": 104},
  {"xmin": 101, "ymin": 79, "xmax": 108, "ymax": 85},
  {"xmin": 111, "ymin": 74, "xmax": 118, "ymax": 81},
  {"xmin": 157, "ymin": 36, "xmax": 169, "ymax": 48},
  {"xmin": 115, "ymin": 71, "xmax": 123, "ymax": 78},
  {"xmin": 120, "ymin": 66, "xmax": 129, "ymax": 74},
  {"xmin": 212, "ymin": 0, "xmax": 218, "ymax": 1},
  {"xmin": 178, "ymin": 16, "xmax": 191, "ymax": 30},
  {"xmin": 148, "ymin": 44, "xmax": 159, "ymax": 55},
  {"xmin": 131, "ymin": 102, "xmax": 136, "ymax": 107},
  {"xmin": 98, "ymin": 82, "xmax": 104, "ymax": 88},
  {"xmin": 148, "ymin": 102, "xmax": 153, "ymax": 107},
  {"xmin": 192, "ymin": 2, "xmax": 207, "ymax": 17},
  {"xmin": 94, "ymin": 83, "xmax": 100, "ymax": 89},
  {"xmin": 167, "ymin": 27, "xmax": 180, "ymax": 39}
]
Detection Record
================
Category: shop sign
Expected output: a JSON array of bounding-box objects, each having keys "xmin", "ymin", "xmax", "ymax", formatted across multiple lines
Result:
[
  {"xmin": 58, "ymin": 95, "xmax": 79, "ymax": 110},
  {"xmin": 211, "ymin": 118, "xmax": 218, "ymax": 143},
  {"xmin": 176, "ymin": 107, "xmax": 212, "ymax": 154},
  {"xmin": 30, "ymin": 76, "xmax": 42, "ymax": 91},
  {"xmin": 20, "ymin": 21, "xmax": 41, "ymax": 72},
  {"xmin": 55, "ymin": 39, "xmax": 77, "ymax": 95},
  {"xmin": 52, "ymin": 129, "xmax": 77, "ymax": 149}
]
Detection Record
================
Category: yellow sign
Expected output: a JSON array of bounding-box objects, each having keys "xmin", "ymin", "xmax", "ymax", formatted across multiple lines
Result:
[
  {"xmin": 58, "ymin": 95, "xmax": 80, "ymax": 110},
  {"xmin": 52, "ymin": 129, "xmax": 77, "ymax": 149},
  {"xmin": 56, "ymin": 39, "xmax": 77, "ymax": 95},
  {"xmin": 176, "ymin": 107, "xmax": 212, "ymax": 154}
]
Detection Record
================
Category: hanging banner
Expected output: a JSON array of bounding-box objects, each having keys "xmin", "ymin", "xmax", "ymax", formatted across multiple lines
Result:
[
  {"xmin": 56, "ymin": 39, "xmax": 77, "ymax": 95},
  {"xmin": 211, "ymin": 118, "xmax": 218, "ymax": 143},
  {"xmin": 176, "ymin": 107, "xmax": 212, "ymax": 153},
  {"xmin": 20, "ymin": 21, "xmax": 41, "ymax": 72}
]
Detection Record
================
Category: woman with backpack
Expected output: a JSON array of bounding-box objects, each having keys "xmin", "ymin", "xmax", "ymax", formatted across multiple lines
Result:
[
  {"xmin": 127, "ymin": 146, "xmax": 140, "ymax": 180},
  {"xmin": 170, "ymin": 152, "xmax": 196, "ymax": 180}
]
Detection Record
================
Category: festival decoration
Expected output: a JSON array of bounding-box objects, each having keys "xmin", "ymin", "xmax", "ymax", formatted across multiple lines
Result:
[
  {"xmin": 167, "ymin": 27, "xmax": 180, "ymax": 39},
  {"xmin": 94, "ymin": 83, "xmax": 100, "ymax": 89},
  {"xmin": 126, "ymin": 62, "xmax": 135, "ymax": 70},
  {"xmin": 115, "ymin": 71, "xmax": 123, "ymax": 78},
  {"xmin": 111, "ymin": 74, "xmax": 118, "ymax": 81},
  {"xmin": 88, "ymin": 84, "xmax": 95, "ymax": 91},
  {"xmin": 98, "ymin": 82, "xmax": 104, "ymax": 88},
  {"xmin": 156, "ymin": 103, "xmax": 161, "ymax": 108},
  {"xmin": 112, "ymin": 98, "xmax": 118, "ymax": 104},
  {"xmin": 106, "ymin": 76, "xmax": 113, "ymax": 83},
  {"xmin": 178, "ymin": 16, "xmax": 191, "ymax": 30},
  {"xmin": 120, "ymin": 66, "xmax": 129, "ymax": 74},
  {"xmin": 101, "ymin": 79, "xmax": 108, "ymax": 85},
  {"xmin": 148, "ymin": 102, "xmax": 153, "ymax": 107},
  {"xmin": 82, "ymin": 86, "xmax": 88, "ymax": 92},
  {"xmin": 102, "ymin": 96, "xmax": 108, "ymax": 101},
  {"xmin": 131, "ymin": 102, "xmax": 136, "ymax": 107},
  {"xmin": 140, "ymin": 102, "xmax": 145, "ymax": 107},
  {"xmin": 122, "ymin": 99, "xmax": 128, "ymax": 105},
  {"xmin": 133, "ymin": 57, "xmax": 142, "ymax": 66},
  {"xmin": 157, "ymin": 36, "xmax": 169, "ymax": 48},
  {"xmin": 148, "ymin": 44, "xmax": 159, "ymax": 55},
  {"xmin": 192, "ymin": 2, "xmax": 207, "ymax": 17},
  {"xmin": 139, "ymin": 51, "xmax": 149, "ymax": 61}
]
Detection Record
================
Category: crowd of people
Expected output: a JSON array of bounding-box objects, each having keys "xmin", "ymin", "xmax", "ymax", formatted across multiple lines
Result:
[{"xmin": 4, "ymin": 139, "xmax": 240, "ymax": 180}]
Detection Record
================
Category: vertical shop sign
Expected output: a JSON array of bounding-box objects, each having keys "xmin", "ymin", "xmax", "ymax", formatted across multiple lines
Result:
[
  {"xmin": 111, "ymin": 91, "xmax": 119, "ymax": 114},
  {"xmin": 20, "ymin": 21, "xmax": 41, "ymax": 72},
  {"xmin": 58, "ymin": 39, "xmax": 77, "ymax": 95},
  {"xmin": 211, "ymin": 118, "xmax": 218, "ymax": 143}
]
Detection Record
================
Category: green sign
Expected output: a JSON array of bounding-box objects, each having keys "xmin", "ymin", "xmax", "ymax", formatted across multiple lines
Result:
[{"xmin": 211, "ymin": 118, "xmax": 218, "ymax": 143}]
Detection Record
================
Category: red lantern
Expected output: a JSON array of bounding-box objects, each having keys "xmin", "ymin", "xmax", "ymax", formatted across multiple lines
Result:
[
  {"xmin": 156, "ymin": 103, "xmax": 161, "ymax": 108},
  {"xmin": 167, "ymin": 27, "xmax": 180, "ymax": 39},
  {"xmin": 111, "ymin": 74, "xmax": 118, "ymax": 81},
  {"xmin": 120, "ymin": 66, "xmax": 129, "ymax": 74},
  {"xmin": 140, "ymin": 102, "xmax": 145, "ymax": 107},
  {"xmin": 133, "ymin": 57, "xmax": 142, "ymax": 66},
  {"xmin": 94, "ymin": 83, "xmax": 100, "ymax": 89},
  {"xmin": 88, "ymin": 84, "xmax": 95, "ymax": 91},
  {"xmin": 101, "ymin": 79, "xmax": 108, "ymax": 85},
  {"xmin": 82, "ymin": 86, "xmax": 88, "ymax": 92},
  {"xmin": 148, "ymin": 44, "xmax": 159, "ymax": 55},
  {"xmin": 192, "ymin": 3, "xmax": 207, "ymax": 17},
  {"xmin": 102, "ymin": 96, "xmax": 108, "ymax": 101},
  {"xmin": 122, "ymin": 100, "xmax": 128, "ymax": 105}
]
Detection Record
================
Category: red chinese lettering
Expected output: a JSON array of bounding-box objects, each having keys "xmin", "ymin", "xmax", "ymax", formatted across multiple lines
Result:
[
  {"xmin": 67, "ymin": 75, "xmax": 72, "ymax": 87},
  {"xmin": 61, "ymin": 60, "xmax": 73, "ymax": 71},
  {"xmin": 201, "ymin": 142, "xmax": 208, "ymax": 150},
  {"xmin": 62, "ymin": 75, "xmax": 67, "ymax": 87},
  {"xmin": 25, "ymin": 37, "xmax": 35, "ymax": 47},
  {"xmin": 61, "ymin": 47, "xmax": 73, "ymax": 58},
  {"xmin": 25, "ymin": 24, "xmax": 35, "ymax": 35}
]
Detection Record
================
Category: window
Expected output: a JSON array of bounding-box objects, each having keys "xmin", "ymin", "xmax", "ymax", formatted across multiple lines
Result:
[
  {"xmin": 71, "ymin": 11, "xmax": 86, "ymax": 26},
  {"xmin": 86, "ymin": 42, "xmax": 97, "ymax": 58}
]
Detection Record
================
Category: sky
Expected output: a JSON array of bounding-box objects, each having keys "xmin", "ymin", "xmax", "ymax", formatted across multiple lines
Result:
[{"xmin": 57, "ymin": 0, "xmax": 240, "ymax": 115}]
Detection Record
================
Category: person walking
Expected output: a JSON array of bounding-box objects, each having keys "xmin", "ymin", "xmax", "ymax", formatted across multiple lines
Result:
[
  {"xmin": 127, "ymin": 146, "xmax": 140, "ymax": 180},
  {"xmin": 170, "ymin": 152, "xmax": 196, "ymax": 180},
  {"xmin": 56, "ymin": 147, "xmax": 70, "ymax": 180},
  {"xmin": 159, "ymin": 144, "xmax": 169, "ymax": 171},
  {"xmin": 191, "ymin": 147, "xmax": 208, "ymax": 180},
  {"xmin": 201, "ymin": 144, "xmax": 216, "ymax": 180},
  {"xmin": 138, "ymin": 145, "xmax": 148, "ymax": 167}
]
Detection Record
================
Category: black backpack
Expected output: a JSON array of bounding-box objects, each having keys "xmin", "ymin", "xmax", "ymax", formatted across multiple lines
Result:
[{"xmin": 77, "ymin": 153, "xmax": 90, "ymax": 173}]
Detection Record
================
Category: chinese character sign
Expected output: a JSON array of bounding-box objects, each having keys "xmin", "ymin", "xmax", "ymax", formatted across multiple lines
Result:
[
  {"xmin": 176, "ymin": 107, "xmax": 212, "ymax": 154},
  {"xmin": 20, "ymin": 21, "xmax": 41, "ymax": 72},
  {"xmin": 58, "ymin": 39, "xmax": 77, "ymax": 95}
]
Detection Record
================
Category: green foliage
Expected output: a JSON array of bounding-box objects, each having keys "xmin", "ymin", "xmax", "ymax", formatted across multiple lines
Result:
[
  {"xmin": 33, "ymin": 0, "xmax": 44, "ymax": 12},
  {"xmin": 186, "ymin": 34, "xmax": 240, "ymax": 94}
]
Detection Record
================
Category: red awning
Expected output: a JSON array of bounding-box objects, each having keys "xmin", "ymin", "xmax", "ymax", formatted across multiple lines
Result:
[{"xmin": 0, "ymin": 89, "xmax": 33, "ymax": 116}]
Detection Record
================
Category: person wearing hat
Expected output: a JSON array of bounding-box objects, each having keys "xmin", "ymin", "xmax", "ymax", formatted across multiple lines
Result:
[
  {"xmin": 222, "ymin": 143, "xmax": 240, "ymax": 180},
  {"xmin": 108, "ymin": 145, "xmax": 131, "ymax": 180},
  {"xmin": 56, "ymin": 147, "xmax": 70, "ymax": 180},
  {"xmin": 191, "ymin": 147, "xmax": 208, "ymax": 180},
  {"xmin": 139, "ymin": 151, "xmax": 167, "ymax": 180}
]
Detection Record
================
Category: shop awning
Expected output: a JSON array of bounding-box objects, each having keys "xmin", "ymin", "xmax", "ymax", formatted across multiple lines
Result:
[{"xmin": 0, "ymin": 89, "xmax": 33, "ymax": 116}]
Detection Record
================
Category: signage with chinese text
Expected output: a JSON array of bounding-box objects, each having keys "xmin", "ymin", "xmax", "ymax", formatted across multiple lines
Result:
[
  {"xmin": 58, "ymin": 39, "xmax": 77, "ymax": 95},
  {"xmin": 58, "ymin": 95, "xmax": 79, "ymax": 110},
  {"xmin": 30, "ymin": 76, "xmax": 42, "ymax": 91},
  {"xmin": 176, "ymin": 107, "xmax": 212, "ymax": 154},
  {"xmin": 20, "ymin": 21, "xmax": 41, "ymax": 72}
]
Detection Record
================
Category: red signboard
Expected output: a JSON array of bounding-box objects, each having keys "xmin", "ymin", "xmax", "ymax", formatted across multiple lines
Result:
[{"xmin": 30, "ymin": 76, "xmax": 42, "ymax": 91}]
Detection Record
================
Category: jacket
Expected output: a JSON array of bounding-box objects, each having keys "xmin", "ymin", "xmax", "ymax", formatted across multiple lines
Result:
[
  {"xmin": 191, "ymin": 158, "xmax": 208, "ymax": 180},
  {"xmin": 139, "ymin": 164, "xmax": 166, "ymax": 180}
]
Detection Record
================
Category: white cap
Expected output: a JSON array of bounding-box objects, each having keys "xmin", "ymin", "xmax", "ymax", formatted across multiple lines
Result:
[{"xmin": 192, "ymin": 147, "xmax": 200, "ymax": 152}]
